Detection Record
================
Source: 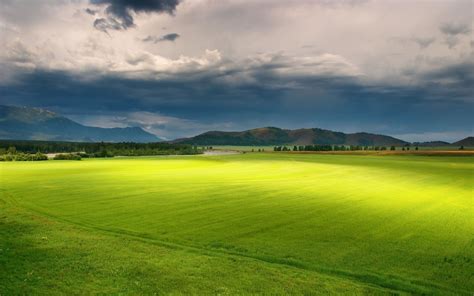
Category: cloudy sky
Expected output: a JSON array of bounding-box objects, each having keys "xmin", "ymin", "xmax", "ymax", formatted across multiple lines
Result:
[{"xmin": 0, "ymin": 0, "xmax": 472, "ymax": 141}]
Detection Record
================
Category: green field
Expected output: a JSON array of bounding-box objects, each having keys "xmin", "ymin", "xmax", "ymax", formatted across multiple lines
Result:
[{"xmin": 1, "ymin": 154, "xmax": 473, "ymax": 294}]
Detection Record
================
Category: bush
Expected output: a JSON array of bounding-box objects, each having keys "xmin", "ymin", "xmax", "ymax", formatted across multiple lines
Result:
[
  {"xmin": 54, "ymin": 153, "xmax": 82, "ymax": 160},
  {"xmin": 0, "ymin": 152, "xmax": 47, "ymax": 161}
]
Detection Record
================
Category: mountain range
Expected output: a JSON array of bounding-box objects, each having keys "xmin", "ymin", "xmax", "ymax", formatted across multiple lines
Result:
[
  {"xmin": 175, "ymin": 127, "xmax": 410, "ymax": 146},
  {"xmin": 0, "ymin": 105, "xmax": 160, "ymax": 142},
  {"xmin": 452, "ymin": 137, "xmax": 474, "ymax": 146},
  {"xmin": 0, "ymin": 105, "xmax": 471, "ymax": 146},
  {"xmin": 178, "ymin": 128, "xmax": 472, "ymax": 146}
]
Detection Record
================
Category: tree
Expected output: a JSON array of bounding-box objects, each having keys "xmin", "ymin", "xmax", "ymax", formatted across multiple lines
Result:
[
  {"xmin": 459, "ymin": 145, "xmax": 464, "ymax": 150},
  {"xmin": 34, "ymin": 152, "xmax": 48, "ymax": 161},
  {"xmin": 390, "ymin": 146, "xmax": 395, "ymax": 150},
  {"xmin": 415, "ymin": 146, "xmax": 419, "ymax": 150},
  {"xmin": 7, "ymin": 146, "xmax": 16, "ymax": 154},
  {"xmin": 293, "ymin": 146, "xmax": 298, "ymax": 151}
]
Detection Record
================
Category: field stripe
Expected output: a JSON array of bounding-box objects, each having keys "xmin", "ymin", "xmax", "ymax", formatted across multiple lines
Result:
[{"xmin": 4, "ymin": 191, "xmax": 470, "ymax": 295}]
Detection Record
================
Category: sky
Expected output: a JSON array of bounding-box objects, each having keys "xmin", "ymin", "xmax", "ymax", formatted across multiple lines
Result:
[{"xmin": 0, "ymin": 0, "xmax": 472, "ymax": 141}]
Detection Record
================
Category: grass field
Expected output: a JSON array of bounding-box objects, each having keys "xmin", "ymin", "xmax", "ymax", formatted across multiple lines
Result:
[{"xmin": 1, "ymin": 153, "xmax": 473, "ymax": 294}]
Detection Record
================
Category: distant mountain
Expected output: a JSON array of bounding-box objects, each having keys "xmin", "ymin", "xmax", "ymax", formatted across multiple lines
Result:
[
  {"xmin": 0, "ymin": 105, "xmax": 160, "ymax": 142},
  {"xmin": 413, "ymin": 141, "xmax": 451, "ymax": 147},
  {"xmin": 176, "ymin": 127, "xmax": 408, "ymax": 146},
  {"xmin": 452, "ymin": 137, "xmax": 474, "ymax": 146}
]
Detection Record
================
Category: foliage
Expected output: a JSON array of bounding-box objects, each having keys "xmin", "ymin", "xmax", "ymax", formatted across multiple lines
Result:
[
  {"xmin": 0, "ymin": 140, "xmax": 202, "ymax": 157},
  {"xmin": 0, "ymin": 152, "xmax": 47, "ymax": 161},
  {"xmin": 53, "ymin": 153, "xmax": 82, "ymax": 160}
]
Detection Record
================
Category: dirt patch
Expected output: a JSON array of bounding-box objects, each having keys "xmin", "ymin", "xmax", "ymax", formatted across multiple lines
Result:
[
  {"xmin": 203, "ymin": 150, "xmax": 242, "ymax": 156},
  {"xmin": 277, "ymin": 150, "xmax": 474, "ymax": 156}
]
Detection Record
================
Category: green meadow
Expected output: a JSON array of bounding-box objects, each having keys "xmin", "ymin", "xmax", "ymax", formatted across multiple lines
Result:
[{"xmin": 1, "ymin": 153, "xmax": 473, "ymax": 294}]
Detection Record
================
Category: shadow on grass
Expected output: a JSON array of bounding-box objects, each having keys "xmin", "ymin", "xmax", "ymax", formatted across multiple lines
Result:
[
  {"xmin": 0, "ymin": 212, "xmax": 53, "ymax": 293},
  {"xmin": 0, "ymin": 203, "xmax": 110, "ymax": 295}
]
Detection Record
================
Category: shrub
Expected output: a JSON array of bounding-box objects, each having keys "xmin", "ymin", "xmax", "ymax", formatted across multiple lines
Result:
[
  {"xmin": 0, "ymin": 152, "xmax": 47, "ymax": 161},
  {"xmin": 54, "ymin": 153, "xmax": 82, "ymax": 160}
]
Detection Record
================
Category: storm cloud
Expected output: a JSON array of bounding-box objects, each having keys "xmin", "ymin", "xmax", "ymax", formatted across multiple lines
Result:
[
  {"xmin": 90, "ymin": 0, "xmax": 180, "ymax": 31},
  {"xmin": 1, "ymin": 52, "xmax": 472, "ymax": 141}
]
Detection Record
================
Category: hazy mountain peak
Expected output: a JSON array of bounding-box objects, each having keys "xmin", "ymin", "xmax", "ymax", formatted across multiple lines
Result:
[{"xmin": 0, "ymin": 105, "xmax": 160, "ymax": 142}]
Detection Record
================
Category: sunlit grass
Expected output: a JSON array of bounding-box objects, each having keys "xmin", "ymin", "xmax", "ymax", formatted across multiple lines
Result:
[{"xmin": 1, "ymin": 153, "xmax": 473, "ymax": 294}]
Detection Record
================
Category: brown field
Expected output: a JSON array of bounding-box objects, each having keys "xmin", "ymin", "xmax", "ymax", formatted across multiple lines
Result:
[{"xmin": 278, "ymin": 150, "xmax": 474, "ymax": 156}]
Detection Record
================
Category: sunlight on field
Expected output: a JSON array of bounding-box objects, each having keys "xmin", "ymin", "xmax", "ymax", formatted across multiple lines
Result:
[{"xmin": 1, "ymin": 154, "xmax": 473, "ymax": 294}]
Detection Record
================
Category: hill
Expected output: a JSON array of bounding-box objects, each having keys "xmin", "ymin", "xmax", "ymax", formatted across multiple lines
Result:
[
  {"xmin": 413, "ymin": 141, "xmax": 451, "ymax": 147},
  {"xmin": 176, "ymin": 127, "xmax": 408, "ymax": 146},
  {"xmin": 0, "ymin": 105, "xmax": 160, "ymax": 142},
  {"xmin": 452, "ymin": 136, "xmax": 474, "ymax": 146}
]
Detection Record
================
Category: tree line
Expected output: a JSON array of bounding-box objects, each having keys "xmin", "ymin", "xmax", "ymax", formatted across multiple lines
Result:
[
  {"xmin": 0, "ymin": 140, "xmax": 203, "ymax": 161},
  {"xmin": 273, "ymin": 145, "xmax": 420, "ymax": 151}
]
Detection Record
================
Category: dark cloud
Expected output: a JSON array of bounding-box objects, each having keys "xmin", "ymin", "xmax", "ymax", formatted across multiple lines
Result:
[
  {"xmin": 85, "ymin": 8, "xmax": 98, "ymax": 15},
  {"xmin": 439, "ymin": 22, "xmax": 471, "ymax": 49},
  {"xmin": 143, "ymin": 33, "xmax": 180, "ymax": 43},
  {"xmin": 420, "ymin": 61, "xmax": 474, "ymax": 100},
  {"xmin": 439, "ymin": 22, "xmax": 471, "ymax": 36},
  {"xmin": 90, "ymin": 0, "xmax": 180, "ymax": 31},
  {"xmin": 93, "ymin": 17, "xmax": 125, "ymax": 34},
  {"xmin": 1, "ymin": 56, "xmax": 472, "ymax": 140}
]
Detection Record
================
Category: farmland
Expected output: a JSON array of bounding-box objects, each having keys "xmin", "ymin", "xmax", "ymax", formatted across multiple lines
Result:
[{"xmin": 1, "ymin": 153, "xmax": 473, "ymax": 294}]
